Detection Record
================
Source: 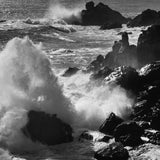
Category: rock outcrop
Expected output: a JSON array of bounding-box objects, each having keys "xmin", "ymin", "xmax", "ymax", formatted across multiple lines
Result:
[
  {"xmin": 132, "ymin": 61, "xmax": 160, "ymax": 130},
  {"xmin": 114, "ymin": 121, "xmax": 144, "ymax": 146},
  {"xmin": 79, "ymin": 1, "xmax": 127, "ymax": 26},
  {"xmin": 137, "ymin": 25, "xmax": 160, "ymax": 67},
  {"xmin": 128, "ymin": 9, "xmax": 160, "ymax": 27},
  {"xmin": 94, "ymin": 142, "xmax": 129, "ymax": 160},
  {"xmin": 22, "ymin": 110, "xmax": 73, "ymax": 146},
  {"xmin": 99, "ymin": 113, "xmax": 123, "ymax": 135}
]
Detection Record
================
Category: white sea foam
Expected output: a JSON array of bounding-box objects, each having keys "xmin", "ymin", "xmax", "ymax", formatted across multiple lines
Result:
[{"xmin": 0, "ymin": 37, "xmax": 73, "ymax": 152}]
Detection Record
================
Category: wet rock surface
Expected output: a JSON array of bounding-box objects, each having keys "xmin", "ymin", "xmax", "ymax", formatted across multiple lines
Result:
[
  {"xmin": 94, "ymin": 142, "xmax": 129, "ymax": 160},
  {"xmin": 114, "ymin": 121, "xmax": 144, "ymax": 146},
  {"xmin": 22, "ymin": 110, "xmax": 73, "ymax": 146},
  {"xmin": 99, "ymin": 112, "xmax": 123, "ymax": 135}
]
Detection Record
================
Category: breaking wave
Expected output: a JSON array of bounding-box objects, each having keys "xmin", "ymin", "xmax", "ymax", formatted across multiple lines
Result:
[
  {"xmin": 45, "ymin": 2, "xmax": 82, "ymax": 24},
  {"xmin": 0, "ymin": 36, "xmax": 134, "ymax": 153}
]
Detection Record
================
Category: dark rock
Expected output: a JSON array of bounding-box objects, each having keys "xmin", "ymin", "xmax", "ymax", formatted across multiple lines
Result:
[
  {"xmin": 100, "ymin": 22, "xmax": 122, "ymax": 30},
  {"xmin": 105, "ymin": 66, "xmax": 140, "ymax": 93},
  {"xmin": 22, "ymin": 110, "xmax": 73, "ymax": 146},
  {"xmin": 90, "ymin": 66, "xmax": 113, "ymax": 79},
  {"xmin": 131, "ymin": 61, "xmax": 160, "ymax": 128},
  {"xmin": 137, "ymin": 25, "xmax": 160, "ymax": 67},
  {"xmin": 87, "ymin": 55, "xmax": 105, "ymax": 72},
  {"xmin": 62, "ymin": 67, "xmax": 79, "ymax": 77},
  {"xmin": 114, "ymin": 121, "xmax": 144, "ymax": 146},
  {"xmin": 99, "ymin": 113, "xmax": 123, "ymax": 135},
  {"xmin": 94, "ymin": 142, "xmax": 129, "ymax": 160},
  {"xmin": 87, "ymin": 32, "xmax": 138, "ymax": 78},
  {"xmin": 139, "ymin": 61, "xmax": 160, "ymax": 86},
  {"xmin": 136, "ymin": 121, "xmax": 150, "ymax": 130},
  {"xmin": 103, "ymin": 32, "xmax": 138, "ymax": 69},
  {"xmin": 86, "ymin": 1, "xmax": 94, "ymax": 11},
  {"xmin": 128, "ymin": 9, "xmax": 160, "ymax": 27},
  {"xmin": 79, "ymin": 1, "xmax": 127, "ymax": 26}
]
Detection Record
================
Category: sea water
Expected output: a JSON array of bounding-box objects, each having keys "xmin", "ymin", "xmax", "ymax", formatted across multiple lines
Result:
[{"xmin": 0, "ymin": 0, "xmax": 159, "ymax": 159}]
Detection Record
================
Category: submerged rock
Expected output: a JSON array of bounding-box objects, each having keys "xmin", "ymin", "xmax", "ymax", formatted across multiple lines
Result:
[
  {"xmin": 22, "ymin": 110, "xmax": 73, "ymax": 146},
  {"xmin": 94, "ymin": 142, "xmax": 129, "ymax": 160},
  {"xmin": 99, "ymin": 113, "xmax": 123, "ymax": 135},
  {"xmin": 114, "ymin": 121, "xmax": 144, "ymax": 146},
  {"xmin": 128, "ymin": 9, "xmax": 160, "ymax": 27},
  {"xmin": 62, "ymin": 67, "xmax": 79, "ymax": 77},
  {"xmin": 79, "ymin": 1, "xmax": 127, "ymax": 26}
]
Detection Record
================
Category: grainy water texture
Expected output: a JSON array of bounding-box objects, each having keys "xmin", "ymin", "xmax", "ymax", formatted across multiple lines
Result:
[{"xmin": 0, "ymin": 0, "xmax": 159, "ymax": 159}]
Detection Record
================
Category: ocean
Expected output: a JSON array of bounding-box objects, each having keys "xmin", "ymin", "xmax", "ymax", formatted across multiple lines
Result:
[{"xmin": 0, "ymin": 0, "xmax": 159, "ymax": 159}]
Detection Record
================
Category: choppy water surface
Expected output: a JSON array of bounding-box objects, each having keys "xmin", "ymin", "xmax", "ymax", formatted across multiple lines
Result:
[{"xmin": 0, "ymin": 0, "xmax": 158, "ymax": 160}]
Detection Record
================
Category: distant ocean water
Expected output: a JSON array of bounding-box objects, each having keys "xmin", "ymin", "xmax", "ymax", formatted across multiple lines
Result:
[{"xmin": 0, "ymin": 0, "xmax": 160, "ymax": 19}]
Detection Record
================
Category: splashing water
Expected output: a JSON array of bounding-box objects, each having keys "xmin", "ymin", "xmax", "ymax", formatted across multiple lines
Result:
[
  {"xmin": 0, "ymin": 36, "xmax": 134, "ymax": 154},
  {"xmin": 59, "ymin": 71, "xmax": 134, "ymax": 129},
  {"xmin": 45, "ymin": 2, "xmax": 82, "ymax": 24},
  {"xmin": 0, "ymin": 37, "xmax": 73, "ymax": 152}
]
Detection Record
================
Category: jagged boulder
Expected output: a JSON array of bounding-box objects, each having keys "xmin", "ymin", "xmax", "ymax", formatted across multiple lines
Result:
[
  {"xmin": 114, "ymin": 121, "xmax": 144, "ymax": 146},
  {"xmin": 94, "ymin": 142, "xmax": 129, "ymax": 160},
  {"xmin": 137, "ymin": 25, "xmax": 160, "ymax": 67},
  {"xmin": 22, "ymin": 110, "xmax": 73, "ymax": 146},
  {"xmin": 99, "ymin": 113, "xmax": 123, "ymax": 135},
  {"xmin": 80, "ymin": 1, "xmax": 127, "ymax": 26},
  {"xmin": 128, "ymin": 9, "xmax": 160, "ymax": 27}
]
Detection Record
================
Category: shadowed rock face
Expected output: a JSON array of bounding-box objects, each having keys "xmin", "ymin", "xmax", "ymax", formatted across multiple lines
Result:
[
  {"xmin": 132, "ymin": 62, "xmax": 160, "ymax": 130},
  {"xmin": 99, "ymin": 112, "xmax": 124, "ymax": 135},
  {"xmin": 114, "ymin": 121, "xmax": 144, "ymax": 146},
  {"xmin": 137, "ymin": 25, "xmax": 160, "ymax": 67},
  {"xmin": 128, "ymin": 9, "xmax": 160, "ymax": 27},
  {"xmin": 22, "ymin": 110, "xmax": 73, "ymax": 146},
  {"xmin": 79, "ymin": 1, "xmax": 127, "ymax": 26}
]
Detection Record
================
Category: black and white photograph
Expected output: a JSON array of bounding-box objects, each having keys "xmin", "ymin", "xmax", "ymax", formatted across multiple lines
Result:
[{"xmin": 0, "ymin": 0, "xmax": 160, "ymax": 159}]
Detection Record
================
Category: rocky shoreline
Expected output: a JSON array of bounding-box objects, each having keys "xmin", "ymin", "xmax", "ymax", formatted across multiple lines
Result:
[
  {"xmin": 62, "ymin": 24, "xmax": 160, "ymax": 159},
  {"xmin": 70, "ymin": 1, "xmax": 160, "ymax": 30}
]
